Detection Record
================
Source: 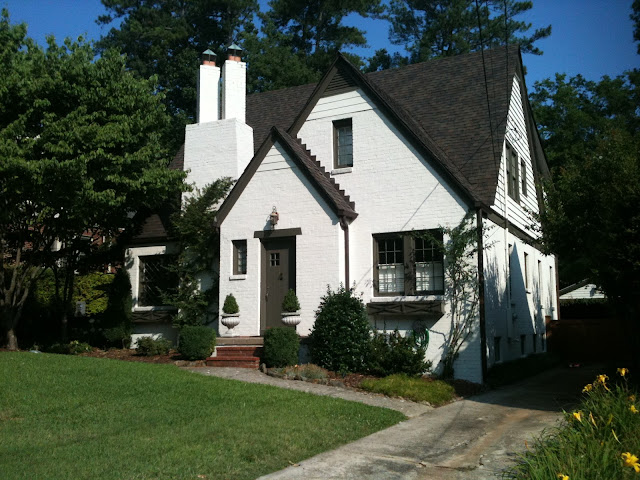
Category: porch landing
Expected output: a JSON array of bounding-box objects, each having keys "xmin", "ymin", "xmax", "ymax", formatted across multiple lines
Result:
[{"xmin": 206, "ymin": 336, "xmax": 263, "ymax": 369}]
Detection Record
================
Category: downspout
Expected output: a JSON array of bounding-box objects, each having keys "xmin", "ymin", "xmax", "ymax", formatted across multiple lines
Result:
[
  {"xmin": 477, "ymin": 208, "xmax": 488, "ymax": 382},
  {"xmin": 340, "ymin": 217, "xmax": 350, "ymax": 287}
]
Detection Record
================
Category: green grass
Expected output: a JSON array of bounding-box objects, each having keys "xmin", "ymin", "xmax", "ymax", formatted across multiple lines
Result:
[
  {"xmin": 359, "ymin": 374, "xmax": 456, "ymax": 406},
  {"xmin": 0, "ymin": 352, "xmax": 405, "ymax": 480},
  {"xmin": 506, "ymin": 370, "xmax": 640, "ymax": 479}
]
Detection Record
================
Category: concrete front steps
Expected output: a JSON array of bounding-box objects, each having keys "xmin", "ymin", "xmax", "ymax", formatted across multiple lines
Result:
[{"xmin": 206, "ymin": 337, "xmax": 263, "ymax": 368}]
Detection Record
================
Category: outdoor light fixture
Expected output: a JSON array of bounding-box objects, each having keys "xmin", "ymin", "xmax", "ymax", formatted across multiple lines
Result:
[{"xmin": 269, "ymin": 206, "xmax": 279, "ymax": 229}]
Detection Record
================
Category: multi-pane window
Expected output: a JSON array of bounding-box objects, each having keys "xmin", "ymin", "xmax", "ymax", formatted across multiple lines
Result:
[
  {"xmin": 506, "ymin": 142, "xmax": 519, "ymax": 201},
  {"xmin": 377, "ymin": 237, "xmax": 404, "ymax": 293},
  {"xmin": 414, "ymin": 237, "xmax": 444, "ymax": 293},
  {"xmin": 233, "ymin": 240, "xmax": 247, "ymax": 274},
  {"xmin": 138, "ymin": 255, "xmax": 178, "ymax": 307},
  {"xmin": 333, "ymin": 118, "xmax": 353, "ymax": 168},
  {"xmin": 374, "ymin": 231, "xmax": 444, "ymax": 296},
  {"xmin": 520, "ymin": 159, "xmax": 527, "ymax": 196}
]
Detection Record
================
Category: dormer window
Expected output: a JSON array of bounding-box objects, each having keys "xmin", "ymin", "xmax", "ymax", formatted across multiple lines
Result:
[
  {"xmin": 333, "ymin": 119, "xmax": 353, "ymax": 168},
  {"xmin": 506, "ymin": 142, "xmax": 520, "ymax": 201}
]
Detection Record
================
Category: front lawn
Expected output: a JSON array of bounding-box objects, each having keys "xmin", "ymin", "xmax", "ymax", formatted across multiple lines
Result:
[{"xmin": 0, "ymin": 352, "xmax": 404, "ymax": 480}]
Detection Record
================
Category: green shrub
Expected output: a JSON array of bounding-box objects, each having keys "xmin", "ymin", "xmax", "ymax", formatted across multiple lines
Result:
[
  {"xmin": 135, "ymin": 336, "xmax": 172, "ymax": 356},
  {"xmin": 360, "ymin": 374, "xmax": 455, "ymax": 405},
  {"xmin": 46, "ymin": 340, "xmax": 92, "ymax": 355},
  {"xmin": 222, "ymin": 294, "xmax": 239, "ymax": 314},
  {"xmin": 309, "ymin": 286, "xmax": 371, "ymax": 374},
  {"xmin": 178, "ymin": 326, "xmax": 216, "ymax": 360},
  {"xmin": 368, "ymin": 329, "xmax": 431, "ymax": 377},
  {"xmin": 282, "ymin": 289, "xmax": 300, "ymax": 312},
  {"xmin": 263, "ymin": 327, "xmax": 299, "ymax": 368}
]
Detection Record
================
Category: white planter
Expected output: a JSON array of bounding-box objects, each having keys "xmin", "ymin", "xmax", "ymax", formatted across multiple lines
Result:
[
  {"xmin": 220, "ymin": 313, "xmax": 240, "ymax": 335},
  {"xmin": 281, "ymin": 311, "xmax": 302, "ymax": 327}
]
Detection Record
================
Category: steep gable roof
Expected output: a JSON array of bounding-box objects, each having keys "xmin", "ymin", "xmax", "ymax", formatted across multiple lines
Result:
[
  {"xmin": 215, "ymin": 127, "xmax": 357, "ymax": 226},
  {"xmin": 244, "ymin": 46, "xmax": 540, "ymax": 207}
]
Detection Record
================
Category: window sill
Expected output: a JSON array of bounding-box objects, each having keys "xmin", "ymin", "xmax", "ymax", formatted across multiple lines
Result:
[
  {"xmin": 331, "ymin": 167, "xmax": 352, "ymax": 175},
  {"xmin": 370, "ymin": 295, "xmax": 444, "ymax": 302},
  {"xmin": 229, "ymin": 274, "xmax": 247, "ymax": 281},
  {"xmin": 133, "ymin": 306, "xmax": 177, "ymax": 312}
]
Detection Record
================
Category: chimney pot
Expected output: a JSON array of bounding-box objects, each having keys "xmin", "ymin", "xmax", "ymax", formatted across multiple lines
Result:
[
  {"xmin": 202, "ymin": 48, "xmax": 217, "ymax": 66},
  {"xmin": 226, "ymin": 43, "xmax": 243, "ymax": 62}
]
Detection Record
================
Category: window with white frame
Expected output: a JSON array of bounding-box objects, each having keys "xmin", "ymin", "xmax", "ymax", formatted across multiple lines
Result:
[{"xmin": 373, "ymin": 231, "xmax": 444, "ymax": 296}]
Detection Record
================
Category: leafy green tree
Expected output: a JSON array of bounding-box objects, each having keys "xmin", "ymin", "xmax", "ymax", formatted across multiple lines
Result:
[
  {"xmin": 243, "ymin": 0, "xmax": 381, "ymax": 92},
  {"xmin": 97, "ymin": 0, "xmax": 258, "ymax": 148},
  {"xmin": 0, "ymin": 10, "xmax": 184, "ymax": 349},
  {"xmin": 540, "ymin": 130, "xmax": 640, "ymax": 358},
  {"xmin": 166, "ymin": 180, "xmax": 233, "ymax": 327},
  {"xmin": 383, "ymin": 0, "xmax": 551, "ymax": 64},
  {"xmin": 530, "ymin": 71, "xmax": 640, "ymax": 171}
]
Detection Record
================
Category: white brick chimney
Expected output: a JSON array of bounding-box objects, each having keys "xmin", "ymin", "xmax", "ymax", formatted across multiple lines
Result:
[
  {"xmin": 197, "ymin": 49, "xmax": 220, "ymax": 123},
  {"xmin": 184, "ymin": 43, "xmax": 253, "ymax": 192},
  {"xmin": 221, "ymin": 44, "xmax": 246, "ymax": 122}
]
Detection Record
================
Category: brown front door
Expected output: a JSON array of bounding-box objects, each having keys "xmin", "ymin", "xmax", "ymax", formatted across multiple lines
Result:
[{"xmin": 261, "ymin": 237, "xmax": 296, "ymax": 332}]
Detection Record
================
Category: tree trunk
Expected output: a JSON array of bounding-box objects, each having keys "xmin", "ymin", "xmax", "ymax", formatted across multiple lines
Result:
[
  {"xmin": 6, "ymin": 328, "xmax": 18, "ymax": 350},
  {"xmin": 61, "ymin": 311, "xmax": 69, "ymax": 343}
]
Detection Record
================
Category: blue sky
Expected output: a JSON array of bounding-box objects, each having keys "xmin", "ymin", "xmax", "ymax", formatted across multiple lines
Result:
[{"xmin": 2, "ymin": 0, "xmax": 637, "ymax": 88}]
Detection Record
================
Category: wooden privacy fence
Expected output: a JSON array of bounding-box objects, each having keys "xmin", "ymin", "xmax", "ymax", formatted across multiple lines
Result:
[{"xmin": 547, "ymin": 315, "xmax": 632, "ymax": 363}]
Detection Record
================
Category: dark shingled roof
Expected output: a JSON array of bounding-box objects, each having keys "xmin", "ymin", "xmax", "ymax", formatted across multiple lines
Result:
[
  {"xmin": 246, "ymin": 83, "xmax": 316, "ymax": 153},
  {"xmin": 366, "ymin": 47, "xmax": 518, "ymax": 206},
  {"xmin": 137, "ymin": 46, "xmax": 539, "ymax": 241}
]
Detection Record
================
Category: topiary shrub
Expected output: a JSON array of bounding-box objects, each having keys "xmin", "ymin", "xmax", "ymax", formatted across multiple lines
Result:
[
  {"xmin": 263, "ymin": 327, "xmax": 299, "ymax": 367},
  {"xmin": 222, "ymin": 294, "xmax": 239, "ymax": 314},
  {"xmin": 46, "ymin": 340, "xmax": 92, "ymax": 355},
  {"xmin": 368, "ymin": 329, "xmax": 431, "ymax": 377},
  {"xmin": 309, "ymin": 286, "xmax": 371, "ymax": 374},
  {"xmin": 135, "ymin": 336, "xmax": 172, "ymax": 356},
  {"xmin": 281, "ymin": 289, "xmax": 300, "ymax": 312},
  {"xmin": 178, "ymin": 326, "xmax": 216, "ymax": 360}
]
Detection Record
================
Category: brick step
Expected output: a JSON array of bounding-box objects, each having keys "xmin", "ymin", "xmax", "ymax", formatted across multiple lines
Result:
[
  {"xmin": 215, "ymin": 346, "xmax": 263, "ymax": 358},
  {"xmin": 206, "ymin": 355, "xmax": 260, "ymax": 368}
]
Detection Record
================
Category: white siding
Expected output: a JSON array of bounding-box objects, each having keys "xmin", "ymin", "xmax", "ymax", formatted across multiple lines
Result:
[
  {"xmin": 219, "ymin": 143, "xmax": 343, "ymax": 337},
  {"xmin": 560, "ymin": 284, "xmax": 605, "ymax": 300},
  {"xmin": 483, "ymin": 217, "xmax": 558, "ymax": 366},
  {"xmin": 492, "ymin": 75, "xmax": 540, "ymax": 237},
  {"xmin": 298, "ymin": 89, "xmax": 482, "ymax": 382}
]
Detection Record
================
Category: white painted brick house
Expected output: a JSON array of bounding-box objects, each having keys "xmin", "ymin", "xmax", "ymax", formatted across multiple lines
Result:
[{"xmin": 126, "ymin": 45, "xmax": 559, "ymax": 383}]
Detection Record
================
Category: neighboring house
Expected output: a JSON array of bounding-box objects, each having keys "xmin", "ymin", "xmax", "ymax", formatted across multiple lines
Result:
[
  {"xmin": 559, "ymin": 280, "xmax": 606, "ymax": 301},
  {"xmin": 125, "ymin": 45, "xmax": 559, "ymax": 383}
]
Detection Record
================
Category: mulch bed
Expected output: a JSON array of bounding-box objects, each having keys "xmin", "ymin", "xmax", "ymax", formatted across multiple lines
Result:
[{"xmin": 78, "ymin": 348, "xmax": 206, "ymax": 367}]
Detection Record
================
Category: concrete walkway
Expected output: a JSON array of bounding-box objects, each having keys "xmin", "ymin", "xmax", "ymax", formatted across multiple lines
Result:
[{"xmin": 185, "ymin": 364, "xmax": 600, "ymax": 479}]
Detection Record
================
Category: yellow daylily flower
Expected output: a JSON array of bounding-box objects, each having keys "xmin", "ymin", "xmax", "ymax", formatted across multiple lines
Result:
[
  {"xmin": 557, "ymin": 474, "xmax": 569, "ymax": 480},
  {"xmin": 617, "ymin": 367, "xmax": 629, "ymax": 377},
  {"xmin": 589, "ymin": 411, "xmax": 597, "ymax": 427},
  {"xmin": 621, "ymin": 452, "xmax": 640, "ymax": 473},
  {"xmin": 630, "ymin": 395, "xmax": 637, "ymax": 403},
  {"xmin": 631, "ymin": 404, "xmax": 638, "ymax": 414},
  {"xmin": 582, "ymin": 383, "xmax": 593, "ymax": 393},
  {"xmin": 596, "ymin": 374, "xmax": 608, "ymax": 384},
  {"xmin": 572, "ymin": 411, "xmax": 582, "ymax": 422}
]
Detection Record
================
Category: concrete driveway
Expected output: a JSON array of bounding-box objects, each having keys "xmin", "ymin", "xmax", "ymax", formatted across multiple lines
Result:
[{"xmin": 258, "ymin": 365, "xmax": 600, "ymax": 480}]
